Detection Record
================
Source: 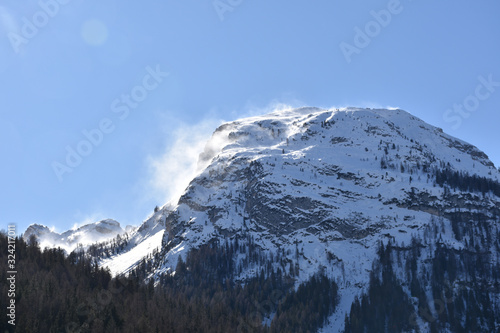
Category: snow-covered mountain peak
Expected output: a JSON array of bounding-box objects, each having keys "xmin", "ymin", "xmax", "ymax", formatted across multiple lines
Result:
[
  {"xmin": 199, "ymin": 107, "xmax": 496, "ymax": 181},
  {"xmin": 146, "ymin": 106, "xmax": 498, "ymax": 330}
]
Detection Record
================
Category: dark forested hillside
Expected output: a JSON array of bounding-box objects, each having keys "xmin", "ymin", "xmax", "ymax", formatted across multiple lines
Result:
[
  {"xmin": 344, "ymin": 216, "xmax": 500, "ymax": 333},
  {"xmin": 0, "ymin": 232, "xmax": 338, "ymax": 332}
]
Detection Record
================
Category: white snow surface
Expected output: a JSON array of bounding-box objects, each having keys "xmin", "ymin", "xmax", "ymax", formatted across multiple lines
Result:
[
  {"xmin": 99, "ymin": 207, "xmax": 167, "ymax": 276},
  {"xmin": 100, "ymin": 228, "xmax": 164, "ymax": 276}
]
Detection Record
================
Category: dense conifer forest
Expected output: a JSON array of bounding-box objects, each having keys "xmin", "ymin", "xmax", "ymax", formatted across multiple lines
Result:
[
  {"xmin": 0, "ymin": 232, "xmax": 338, "ymax": 332},
  {"xmin": 344, "ymin": 214, "xmax": 500, "ymax": 333}
]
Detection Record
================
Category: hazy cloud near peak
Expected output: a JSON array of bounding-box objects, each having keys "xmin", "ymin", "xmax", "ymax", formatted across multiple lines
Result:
[
  {"xmin": 147, "ymin": 117, "xmax": 226, "ymax": 207},
  {"xmin": 234, "ymin": 98, "xmax": 306, "ymax": 119},
  {"xmin": 146, "ymin": 101, "xmax": 308, "ymax": 208}
]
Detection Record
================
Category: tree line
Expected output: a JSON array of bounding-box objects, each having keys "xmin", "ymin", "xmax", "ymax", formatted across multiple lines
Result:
[{"xmin": 0, "ymin": 232, "xmax": 339, "ymax": 332}]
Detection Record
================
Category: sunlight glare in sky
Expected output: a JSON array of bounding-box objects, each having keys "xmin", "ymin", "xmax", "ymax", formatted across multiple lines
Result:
[{"xmin": 81, "ymin": 19, "xmax": 108, "ymax": 46}]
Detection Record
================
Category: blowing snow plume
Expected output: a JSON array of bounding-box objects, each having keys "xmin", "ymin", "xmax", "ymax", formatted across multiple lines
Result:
[
  {"xmin": 148, "ymin": 118, "xmax": 230, "ymax": 206},
  {"xmin": 148, "ymin": 103, "xmax": 299, "ymax": 207}
]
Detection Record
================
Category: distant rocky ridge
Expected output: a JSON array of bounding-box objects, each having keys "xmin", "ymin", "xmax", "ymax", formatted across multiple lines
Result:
[{"xmin": 23, "ymin": 219, "xmax": 129, "ymax": 252}]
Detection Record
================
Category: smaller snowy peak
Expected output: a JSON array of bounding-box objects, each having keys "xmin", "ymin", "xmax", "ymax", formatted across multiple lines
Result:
[
  {"xmin": 23, "ymin": 219, "xmax": 125, "ymax": 252},
  {"xmin": 23, "ymin": 224, "xmax": 54, "ymax": 240},
  {"xmin": 67, "ymin": 219, "xmax": 122, "ymax": 236}
]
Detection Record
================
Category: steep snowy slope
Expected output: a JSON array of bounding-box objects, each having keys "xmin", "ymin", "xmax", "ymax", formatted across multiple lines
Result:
[
  {"xmin": 23, "ymin": 219, "xmax": 126, "ymax": 252},
  {"xmin": 99, "ymin": 208, "xmax": 167, "ymax": 275}
]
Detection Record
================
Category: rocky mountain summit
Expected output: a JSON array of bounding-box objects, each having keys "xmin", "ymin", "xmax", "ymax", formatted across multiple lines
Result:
[{"xmin": 153, "ymin": 106, "xmax": 498, "ymax": 269}]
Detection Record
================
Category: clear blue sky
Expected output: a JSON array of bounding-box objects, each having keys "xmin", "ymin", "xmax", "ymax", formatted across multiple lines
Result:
[{"xmin": 1, "ymin": 0, "xmax": 499, "ymax": 234}]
